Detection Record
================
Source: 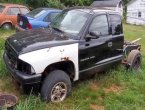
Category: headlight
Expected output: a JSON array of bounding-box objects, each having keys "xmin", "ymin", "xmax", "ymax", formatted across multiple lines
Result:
[
  {"xmin": 14, "ymin": 61, "xmax": 17, "ymax": 69},
  {"xmin": 17, "ymin": 59, "xmax": 35, "ymax": 74},
  {"xmin": 31, "ymin": 66, "xmax": 35, "ymax": 75}
]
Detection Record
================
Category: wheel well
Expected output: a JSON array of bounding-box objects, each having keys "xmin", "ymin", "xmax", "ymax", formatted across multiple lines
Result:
[
  {"xmin": 1, "ymin": 22, "xmax": 13, "ymax": 27},
  {"xmin": 42, "ymin": 61, "xmax": 75, "ymax": 82}
]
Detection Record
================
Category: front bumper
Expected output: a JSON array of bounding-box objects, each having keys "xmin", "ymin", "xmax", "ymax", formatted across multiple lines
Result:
[{"xmin": 3, "ymin": 53, "xmax": 42, "ymax": 85}]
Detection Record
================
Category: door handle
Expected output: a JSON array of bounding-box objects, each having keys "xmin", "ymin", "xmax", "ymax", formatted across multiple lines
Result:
[
  {"xmin": 85, "ymin": 43, "xmax": 90, "ymax": 46},
  {"xmin": 108, "ymin": 42, "xmax": 112, "ymax": 47}
]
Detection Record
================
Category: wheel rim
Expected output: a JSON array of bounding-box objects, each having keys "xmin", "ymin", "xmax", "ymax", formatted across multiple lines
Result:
[
  {"xmin": 51, "ymin": 82, "xmax": 67, "ymax": 103},
  {"xmin": 3, "ymin": 24, "xmax": 11, "ymax": 29},
  {"xmin": 133, "ymin": 56, "xmax": 141, "ymax": 70}
]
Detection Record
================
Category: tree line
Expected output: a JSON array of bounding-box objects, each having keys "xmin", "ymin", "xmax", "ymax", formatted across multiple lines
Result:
[{"xmin": 0, "ymin": 0, "xmax": 131, "ymax": 9}]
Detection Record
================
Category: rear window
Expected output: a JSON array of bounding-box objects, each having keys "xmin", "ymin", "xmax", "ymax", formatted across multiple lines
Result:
[
  {"xmin": 0, "ymin": 5, "xmax": 5, "ymax": 13},
  {"xmin": 26, "ymin": 8, "xmax": 46, "ymax": 18},
  {"xmin": 44, "ymin": 12, "xmax": 59, "ymax": 22},
  {"xmin": 109, "ymin": 14, "xmax": 122, "ymax": 35}
]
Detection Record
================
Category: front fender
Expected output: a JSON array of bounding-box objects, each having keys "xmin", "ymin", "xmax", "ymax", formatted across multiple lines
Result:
[{"xmin": 19, "ymin": 43, "xmax": 79, "ymax": 81}]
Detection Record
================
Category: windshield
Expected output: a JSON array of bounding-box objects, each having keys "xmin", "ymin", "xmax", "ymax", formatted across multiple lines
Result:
[
  {"xmin": 26, "ymin": 8, "xmax": 46, "ymax": 18},
  {"xmin": 50, "ymin": 10, "xmax": 89, "ymax": 36},
  {"xmin": 0, "ymin": 5, "xmax": 5, "ymax": 13}
]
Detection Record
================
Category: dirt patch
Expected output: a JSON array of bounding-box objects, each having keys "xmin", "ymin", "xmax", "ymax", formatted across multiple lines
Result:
[
  {"xmin": 0, "ymin": 79, "xmax": 4, "ymax": 92},
  {"xmin": 90, "ymin": 104, "xmax": 104, "ymax": 110},
  {"xmin": 104, "ymin": 84, "xmax": 122, "ymax": 94},
  {"xmin": 0, "ymin": 79, "xmax": 3, "ymax": 86},
  {"xmin": 0, "ymin": 78, "xmax": 21, "ymax": 99},
  {"xmin": 89, "ymin": 83, "xmax": 99, "ymax": 91}
]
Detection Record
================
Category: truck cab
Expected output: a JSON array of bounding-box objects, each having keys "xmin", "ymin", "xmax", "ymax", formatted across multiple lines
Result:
[
  {"xmin": 78, "ymin": 8, "xmax": 124, "ymax": 76},
  {"xmin": 4, "ymin": 7, "xmax": 124, "ymax": 103}
]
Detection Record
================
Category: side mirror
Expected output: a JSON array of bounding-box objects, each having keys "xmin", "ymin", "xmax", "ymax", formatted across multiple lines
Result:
[
  {"xmin": 89, "ymin": 31, "xmax": 100, "ymax": 39},
  {"xmin": 85, "ymin": 31, "xmax": 100, "ymax": 42},
  {"xmin": 85, "ymin": 35, "xmax": 92, "ymax": 42}
]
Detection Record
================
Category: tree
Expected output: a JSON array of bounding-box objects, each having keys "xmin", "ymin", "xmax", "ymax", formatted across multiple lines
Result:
[
  {"xmin": 0, "ymin": 0, "xmax": 25, "ymax": 4},
  {"xmin": 46, "ymin": 0, "xmax": 65, "ymax": 9},
  {"xmin": 60, "ymin": 0, "xmax": 92, "ymax": 7},
  {"xmin": 25, "ymin": 0, "xmax": 47, "ymax": 9},
  {"xmin": 122, "ymin": 0, "xmax": 131, "ymax": 20},
  {"xmin": 0, "ymin": 0, "xmax": 131, "ymax": 10},
  {"xmin": 122, "ymin": 0, "xmax": 131, "ymax": 5}
]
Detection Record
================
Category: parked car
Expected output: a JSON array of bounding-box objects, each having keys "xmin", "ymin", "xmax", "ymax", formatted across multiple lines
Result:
[
  {"xmin": 0, "ymin": 3, "xmax": 29, "ymax": 29},
  {"xmin": 3, "ymin": 7, "xmax": 142, "ymax": 103},
  {"xmin": 16, "ymin": 8, "xmax": 61, "ymax": 31}
]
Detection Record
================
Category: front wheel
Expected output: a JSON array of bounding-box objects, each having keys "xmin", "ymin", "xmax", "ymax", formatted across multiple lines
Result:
[
  {"xmin": 2, "ymin": 23, "xmax": 12, "ymax": 29},
  {"xmin": 41, "ymin": 70, "xmax": 72, "ymax": 103}
]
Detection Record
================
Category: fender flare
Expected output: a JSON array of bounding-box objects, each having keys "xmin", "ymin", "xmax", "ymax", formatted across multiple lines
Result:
[
  {"xmin": 0, "ymin": 20, "xmax": 13, "ymax": 27},
  {"xmin": 43, "ymin": 60, "xmax": 77, "ymax": 81}
]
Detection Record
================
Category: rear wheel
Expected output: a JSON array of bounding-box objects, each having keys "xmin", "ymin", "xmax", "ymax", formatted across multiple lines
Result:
[
  {"xmin": 41, "ymin": 70, "xmax": 71, "ymax": 103},
  {"xmin": 127, "ymin": 50, "xmax": 141, "ymax": 71},
  {"xmin": 2, "ymin": 23, "xmax": 12, "ymax": 29}
]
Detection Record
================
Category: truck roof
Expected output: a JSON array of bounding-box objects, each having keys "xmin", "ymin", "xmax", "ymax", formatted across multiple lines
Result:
[
  {"xmin": 68, "ymin": 6, "xmax": 120, "ymax": 15},
  {"xmin": 0, "ymin": 3, "xmax": 27, "ymax": 7}
]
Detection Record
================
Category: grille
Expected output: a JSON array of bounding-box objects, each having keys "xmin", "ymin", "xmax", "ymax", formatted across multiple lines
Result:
[
  {"xmin": 5, "ymin": 42, "xmax": 18, "ymax": 69},
  {"xmin": 17, "ymin": 60, "xmax": 31, "ymax": 74}
]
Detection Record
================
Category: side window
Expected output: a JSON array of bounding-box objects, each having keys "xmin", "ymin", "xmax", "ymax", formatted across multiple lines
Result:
[
  {"xmin": 138, "ymin": 11, "xmax": 141, "ymax": 18},
  {"xmin": 119, "ymin": 2, "xmax": 122, "ymax": 8},
  {"xmin": 20, "ymin": 7, "xmax": 29, "ymax": 14},
  {"xmin": 7, "ymin": 7, "xmax": 20, "ymax": 15},
  {"xmin": 110, "ymin": 14, "xmax": 122, "ymax": 35},
  {"xmin": 0, "ymin": 5, "xmax": 5, "ymax": 13},
  {"xmin": 44, "ymin": 12, "xmax": 59, "ymax": 22},
  {"xmin": 89, "ymin": 15, "xmax": 109, "ymax": 37}
]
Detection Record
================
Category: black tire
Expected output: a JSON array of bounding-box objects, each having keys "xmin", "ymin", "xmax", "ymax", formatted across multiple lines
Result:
[
  {"xmin": 127, "ymin": 49, "xmax": 141, "ymax": 71},
  {"xmin": 41, "ymin": 70, "xmax": 71, "ymax": 103},
  {"xmin": 2, "ymin": 23, "xmax": 12, "ymax": 29}
]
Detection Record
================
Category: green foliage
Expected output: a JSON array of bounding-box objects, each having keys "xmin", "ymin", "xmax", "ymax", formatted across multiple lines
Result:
[
  {"xmin": 0, "ymin": 0, "xmax": 25, "ymax": 4},
  {"xmin": 0, "ymin": 0, "xmax": 131, "ymax": 11},
  {"xmin": 0, "ymin": 24, "xmax": 145, "ymax": 110},
  {"xmin": 122, "ymin": 0, "xmax": 131, "ymax": 6},
  {"xmin": 0, "ymin": 29, "xmax": 15, "ymax": 77},
  {"xmin": 0, "ymin": 0, "xmax": 5, "ymax": 2},
  {"xmin": 0, "ymin": 0, "xmax": 92, "ymax": 9},
  {"xmin": 60, "ymin": 0, "xmax": 92, "ymax": 7},
  {"xmin": 25, "ymin": 0, "xmax": 47, "ymax": 9},
  {"xmin": 24, "ymin": 0, "xmax": 92, "ymax": 9},
  {"xmin": 0, "ymin": 38, "xmax": 6, "ymax": 77},
  {"xmin": 46, "ymin": 0, "xmax": 65, "ymax": 9}
]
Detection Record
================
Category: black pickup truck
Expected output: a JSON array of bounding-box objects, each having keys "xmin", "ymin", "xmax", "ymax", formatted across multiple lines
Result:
[{"xmin": 3, "ymin": 7, "xmax": 141, "ymax": 103}]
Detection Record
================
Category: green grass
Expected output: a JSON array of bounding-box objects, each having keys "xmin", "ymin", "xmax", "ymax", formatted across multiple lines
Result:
[{"xmin": 0, "ymin": 24, "xmax": 145, "ymax": 110}]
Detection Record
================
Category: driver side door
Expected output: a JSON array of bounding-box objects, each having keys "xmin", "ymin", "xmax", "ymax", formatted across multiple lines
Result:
[{"xmin": 79, "ymin": 14, "xmax": 112, "ymax": 74}]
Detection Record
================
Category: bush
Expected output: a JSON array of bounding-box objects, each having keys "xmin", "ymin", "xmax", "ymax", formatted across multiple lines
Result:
[
  {"xmin": 0, "ymin": 0, "xmax": 25, "ymax": 4},
  {"xmin": 0, "ymin": 0, "xmax": 92, "ymax": 9},
  {"xmin": 46, "ymin": 0, "xmax": 65, "ymax": 9},
  {"xmin": 25, "ymin": 0, "xmax": 47, "ymax": 9},
  {"xmin": 25, "ymin": 0, "xmax": 65, "ymax": 10},
  {"xmin": 61, "ymin": 0, "xmax": 92, "ymax": 7}
]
